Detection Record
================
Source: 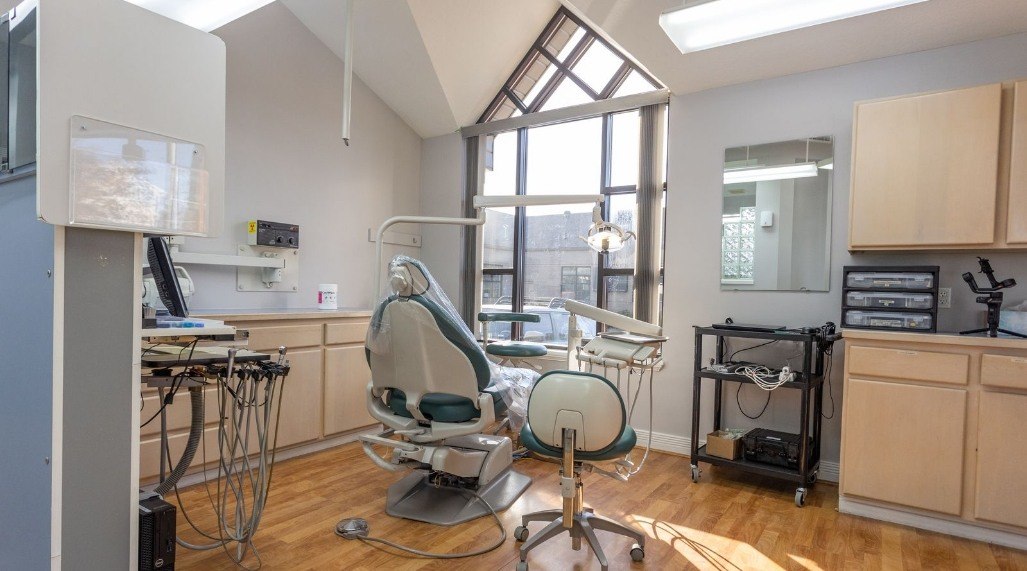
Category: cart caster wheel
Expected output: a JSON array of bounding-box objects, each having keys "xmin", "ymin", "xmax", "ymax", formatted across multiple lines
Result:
[
  {"xmin": 517, "ymin": 561, "xmax": 529, "ymax": 571},
  {"xmin": 807, "ymin": 471, "xmax": 818, "ymax": 485},
  {"xmin": 514, "ymin": 526, "xmax": 529, "ymax": 542},
  {"xmin": 795, "ymin": 488, "xmax": 807, "ymax": 507},
  {"xmin": 630, "ymin": 544, "xmax": 645, "ymax": 562},
  {"xmin": 690, "ymin": 465, "xmax": 701, "ymax": 483}
]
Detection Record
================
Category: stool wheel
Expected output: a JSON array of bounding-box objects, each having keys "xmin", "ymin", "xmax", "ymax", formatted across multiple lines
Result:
[
  {"xmin": 514, "ymin": 526, "xmax": 529, "ymax": 542},
  {"xmin": 630, "ymin": 544, "xmax": 645, "ymax": 561},
  {"xmin": 516, "ymin": 561, "xmax": 529, "ymax": 571}
]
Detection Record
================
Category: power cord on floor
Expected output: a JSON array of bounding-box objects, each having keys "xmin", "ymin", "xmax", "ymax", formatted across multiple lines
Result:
[{"xmin": 334, "ymin": 488, "xmax": 506, "ymax": 559}]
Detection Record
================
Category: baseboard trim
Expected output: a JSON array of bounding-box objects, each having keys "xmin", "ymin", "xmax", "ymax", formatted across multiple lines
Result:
[
  {"xmin": 839, "ymin": 497, "xmax": 1027, "ymax": 551},
  {"xmin": 632, "ymin": 429, "xmax": 839, "ymax": 483},
  {"xmin": 146, "ymin": 425, "xmax": 381, "ymax": 492}
]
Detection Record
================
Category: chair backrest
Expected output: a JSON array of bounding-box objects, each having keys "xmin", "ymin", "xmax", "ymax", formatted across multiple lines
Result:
[
  {"xmin": 366, "ymin": 259, "xmax": 492, "ymax": 419},
  {"xmin": 526, "ymin": 371, "xmax": 626, "ymax": 453}
]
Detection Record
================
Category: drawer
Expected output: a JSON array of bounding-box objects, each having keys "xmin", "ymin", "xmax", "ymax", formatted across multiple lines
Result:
[
  {"xmin": 244, "ymin": 324, "xmax": 323, "ymax": 351},
  {"xmin": 981, "ymin": 354, "xmax": 1027, "ymax": 391},
  {"xmin": 847, "ymin": 345, "xmax": 969, "ymax": 385},
  {"xmin": 325, "ymin": 321, "xmax": 369, "ymax": 346},
  {"xmin": 140, "ymin": 386, "xmax": 220, "ymax": 437},
  {"xmin": 140, "ymin": 426, "xmax": 219, "ymax": 481}
]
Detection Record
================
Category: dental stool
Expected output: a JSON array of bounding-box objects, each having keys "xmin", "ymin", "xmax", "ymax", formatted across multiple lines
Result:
[
  {"xmin": 514, "ymin": 371, "xmax": 646, "ymax": 571},
  {"xmin": 478, "ymin": 312, "xmax": 547, "ymax": 368}
]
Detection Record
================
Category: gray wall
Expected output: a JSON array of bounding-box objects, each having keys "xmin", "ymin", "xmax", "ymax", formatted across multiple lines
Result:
[
  {"xmin": 182, "ymin": 2, "xmax": 422, "ymax": 312},
  {"xmin": 419, "ymin": 133, "xmax": 466, "ymax": 299},
  {"xmin": 660, "ymin": 31, "xmax": 1027, "ymax": 465},
  {"xmin": 61, "ymin": 228, "xmax": 137, "ymax": 568},
  {"xmin": 0, "ymin": 173, "xmax": 53, "ymax": 570}
]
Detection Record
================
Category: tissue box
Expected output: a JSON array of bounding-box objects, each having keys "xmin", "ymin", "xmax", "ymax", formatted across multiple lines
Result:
[
  {"xmin": 1000, "ymin": 309, "xmax": 1027, "ymax": 336},
  {"xmin": 706, "ymin": 429, "xmax": 746, "ymax": 460}
]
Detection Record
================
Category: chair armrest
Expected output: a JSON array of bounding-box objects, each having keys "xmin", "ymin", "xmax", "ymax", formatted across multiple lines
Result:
[{"xmin": 478, "ymin": 312, "xmax": 541, "ymax": 323}]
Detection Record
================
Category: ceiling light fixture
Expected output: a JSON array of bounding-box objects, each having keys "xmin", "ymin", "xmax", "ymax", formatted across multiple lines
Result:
[
  {"xmin": 723, "ymin": 162, "xmax": 819, "ymax": 184},
  {"xmin": 659, "ymin": 0, "xmax": 930, "ymax": 54},
  {"xmin": 124, "ymin": 0, "xmax": 276, "ymax": 32}
]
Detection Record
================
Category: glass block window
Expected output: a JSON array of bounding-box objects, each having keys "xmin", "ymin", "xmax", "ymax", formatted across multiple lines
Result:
[{"xmin": 722, "ymin": 207, "xmax": 756, "ymax": 284}]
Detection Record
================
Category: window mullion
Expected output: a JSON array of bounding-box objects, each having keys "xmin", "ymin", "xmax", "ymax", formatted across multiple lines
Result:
[{"xmin": 512, "ymin": 127, "xmax": 528, "ymax": 340}]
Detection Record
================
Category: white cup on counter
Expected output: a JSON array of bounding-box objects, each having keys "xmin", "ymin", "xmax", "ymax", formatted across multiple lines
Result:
[{"xmin": 318, "ymin": 284, "xmax": 338, "ymax": 310}]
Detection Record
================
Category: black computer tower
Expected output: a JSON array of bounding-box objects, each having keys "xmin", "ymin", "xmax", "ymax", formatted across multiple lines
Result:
[{"xmin": 139, "ymin": 495, "xmax": 176, "ymax": 570}]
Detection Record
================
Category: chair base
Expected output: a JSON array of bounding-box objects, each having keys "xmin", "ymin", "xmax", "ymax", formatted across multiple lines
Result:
[
  {"xmin": 386, "ymin": 468, "xmax": 531, "ymax": 526},
  {"xmin": 517, "ymin": 508, "xmax": 645, "ymax": 571}
]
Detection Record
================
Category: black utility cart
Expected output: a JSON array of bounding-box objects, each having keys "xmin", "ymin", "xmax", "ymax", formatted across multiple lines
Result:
[{"xmin": 690, "ymin": 326, "xmax": 827, "ymax": 507}]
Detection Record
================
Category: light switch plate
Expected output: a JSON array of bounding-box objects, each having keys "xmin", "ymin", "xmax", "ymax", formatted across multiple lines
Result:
[{"xmin": 938, "ymin": 287, "xmax": 952, "ymax": 308}]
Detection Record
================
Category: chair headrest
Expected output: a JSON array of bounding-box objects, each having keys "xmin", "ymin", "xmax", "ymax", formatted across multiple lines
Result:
[
  {"xmin": 389, "ymin": 259, "xmax": 431, "ymax": 297},
  {"xmin": 526, "ymin": 371, "xmax": 626, "ymax": 453}
]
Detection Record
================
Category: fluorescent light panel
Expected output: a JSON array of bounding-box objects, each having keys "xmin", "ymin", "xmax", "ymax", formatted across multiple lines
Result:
[
  {"xmin": 724, "ymin": 162, "xmax": 819, "ymax": 184},
  {"xmin": 660, "ymin": 0, "xmax": 930, "ymax": 54},
  {"xmin": 124, "ymin": 0, "xmax": 275, "ymax": 32}
]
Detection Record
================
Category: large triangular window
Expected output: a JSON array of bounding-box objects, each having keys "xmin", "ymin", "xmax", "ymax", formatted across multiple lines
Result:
[{"xmin": 477, "ymin": 8, "xmax": 663, "ymax": 123}]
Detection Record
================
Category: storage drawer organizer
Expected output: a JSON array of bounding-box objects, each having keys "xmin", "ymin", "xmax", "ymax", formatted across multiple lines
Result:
[{"xmin": 842, "ymin": 266, "xmax": 939, "ymax": 333}]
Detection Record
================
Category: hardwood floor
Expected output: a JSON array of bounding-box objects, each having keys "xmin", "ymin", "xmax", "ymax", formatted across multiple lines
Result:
[{"xmin": 170, "ymin": 443, "xmax": 1027, "ymax": 570}]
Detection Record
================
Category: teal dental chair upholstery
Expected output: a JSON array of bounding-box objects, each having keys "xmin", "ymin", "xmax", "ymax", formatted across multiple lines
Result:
[
  {"xmin": 514, "ymin": 370, "xmax": 646, "ymax": 571},
  {"xmin": 360, "ymin": 256, "xmax": 531, "ymax": 525}
]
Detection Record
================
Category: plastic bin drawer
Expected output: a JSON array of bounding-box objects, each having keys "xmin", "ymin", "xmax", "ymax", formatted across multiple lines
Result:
[
  {"xmin": 846, "ymin": 272, "xmax": 935, "ymax": 290},
  {"xmin": 845, "ymin": 291, "xmax": 934, "ymax": 309},
  {"xmin": 844, "ymin": 310, "xmax": 933, "ymax": 331}
]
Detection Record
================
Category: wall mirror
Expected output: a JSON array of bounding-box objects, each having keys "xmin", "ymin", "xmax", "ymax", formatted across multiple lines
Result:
[{"xmin": 721, "ymin": 137, "xmax": 833, "ymax": 291}]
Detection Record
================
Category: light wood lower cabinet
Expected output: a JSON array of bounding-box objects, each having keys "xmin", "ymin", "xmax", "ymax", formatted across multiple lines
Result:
[
  {"xmin": 324, "ymin": 346, "xmax": 373, "ymax": 435},
  {"xmin": 841, "ymin": 329, "xmax": 1027, "ymax": 544},
  {"xmin": 267, "ymin": 347, "xmax": 323, "ymax": 449},
  {"xmin": 140, "ymin": 426, "xmax": 220, "ymax": 480},
  {"xmin": 139, "ymin": 313, "xmax": 374, "ymax": 484},
  {"xmin": 975, "ymin": 391, "xmax": 1027, "ymax": 528},
  {"xmin": 841, "ymin": 378, "xmax": 966, "ymax": 515}
]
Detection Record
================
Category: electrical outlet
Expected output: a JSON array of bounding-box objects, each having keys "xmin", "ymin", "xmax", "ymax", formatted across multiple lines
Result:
[{"xmin": 938, "ymin": 287, "xmax": 952, "ymax": 309}]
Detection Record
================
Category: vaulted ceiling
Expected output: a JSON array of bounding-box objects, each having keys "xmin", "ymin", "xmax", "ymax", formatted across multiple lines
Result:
[{"xmin": 109, "ymin": 0, "xmax": 1027, "ymax": 139}]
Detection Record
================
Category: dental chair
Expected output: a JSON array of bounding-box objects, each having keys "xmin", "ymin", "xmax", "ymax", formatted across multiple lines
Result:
[
  {"xmin": 360, "ymin": 257, "xmax": 532, "ymax": 525},
  {"xmin": 514, "ymin": 370, "xmax": 646, "ymax": 571}
]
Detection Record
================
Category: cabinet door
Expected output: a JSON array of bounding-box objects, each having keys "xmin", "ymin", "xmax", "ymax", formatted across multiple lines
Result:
[
  {"xmin": 1007, "ymin": 81, "xmax": 1027, "ymax": 244},
  {"xmin": 841, "ymin": 378, "xmax": 966, "ymax": 515},
  {"xmin": 267, "ymin": 348, "xmax": 323, "ymax": 448},
  {"xmin": 975, "ymin": 391, "xmax": 1027, "ymax": 527},
  {"xmin": 849, "ymin": 83, "xmax": 1002, "ymax": 248},
  {"xmin": 324, "ymin": 346, "xmax": 374, "ymax": 435}
]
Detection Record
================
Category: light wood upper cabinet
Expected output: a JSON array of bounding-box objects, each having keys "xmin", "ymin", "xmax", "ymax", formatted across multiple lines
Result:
[
  {"xmin": 1007, "ymin": 81, "xmax": 1027, "ymax": 244},
  {"xmin": 975, "ymin": 391, "xmax": 1027, "ymax": 528},
  {"xmin": 841, "ymin": 378, "xmax": 966, "ymax": 515},
  {"xmin": 849, "ymin": 83, "xmax": 1003, "ymax": 249}
]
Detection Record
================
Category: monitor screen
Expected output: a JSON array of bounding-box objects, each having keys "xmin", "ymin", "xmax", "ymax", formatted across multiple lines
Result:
[{"xmin": 146, "ymin": 236, "xmax": 188, "ymax": 318}]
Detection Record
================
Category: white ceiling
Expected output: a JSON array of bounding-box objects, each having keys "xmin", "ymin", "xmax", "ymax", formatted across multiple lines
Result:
[
  {"xmin": 282, "ymin": 0, "xmax": 558, "ymax": 138},
  {"xmin": 564, "ymin": 0, "xmax": 1027, "ymax": 95}
]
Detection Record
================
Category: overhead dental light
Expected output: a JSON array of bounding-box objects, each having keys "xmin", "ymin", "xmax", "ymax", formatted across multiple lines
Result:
[
  {"xmin": 724, "ymin": 162, "xmax": 819, "ymax": 184},
  {"xmin": 659, "ymin": 0, "xmax": 930, "ymax": 54},
  {"xmin": 582, "ymin": 205, "xmax": 636, "ymax": 254},
  {"xmin": 124, "ymin": 0, "xmax": 276, "ymax": 32}
]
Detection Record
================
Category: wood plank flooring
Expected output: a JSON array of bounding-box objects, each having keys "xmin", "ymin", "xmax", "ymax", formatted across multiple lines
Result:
[{"xmin": 169, "ymin": 443, "xmax": 1027, "ymax": 570}]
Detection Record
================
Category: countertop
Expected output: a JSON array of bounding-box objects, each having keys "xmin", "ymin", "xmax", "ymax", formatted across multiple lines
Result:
[
  {"xmin": 190, "ymin": 307, "xmax": 373, "ymax": 321},
  {"xmin": 841, "ymin": 328, "xmax": 1027, "ymax": 349}
]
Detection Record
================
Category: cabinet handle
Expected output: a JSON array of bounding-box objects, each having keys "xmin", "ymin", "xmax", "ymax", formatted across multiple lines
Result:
[{"xmin": 898, "ymin": 350, "xmax": 918, "ymax": 356}]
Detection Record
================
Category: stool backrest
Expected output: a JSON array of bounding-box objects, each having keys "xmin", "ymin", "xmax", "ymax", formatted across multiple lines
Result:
[{"xmin": 526, "ymin": 371, "xmax": 626, "ymax": 453}]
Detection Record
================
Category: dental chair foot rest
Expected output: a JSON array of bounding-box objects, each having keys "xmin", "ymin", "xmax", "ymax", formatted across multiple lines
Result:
[{"xmin": 386, "ymin": 468, "xmax": 532, "ymax": 526}]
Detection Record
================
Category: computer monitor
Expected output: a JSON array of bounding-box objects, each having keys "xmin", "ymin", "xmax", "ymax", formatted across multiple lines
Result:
[{"xmin": 146, "ymin": 236, "xmax": 188, "ymax": 318}]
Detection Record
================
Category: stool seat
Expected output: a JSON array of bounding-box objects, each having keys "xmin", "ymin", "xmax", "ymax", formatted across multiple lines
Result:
[
  {"xmin": 521, "ymin": 424, "xmax": 636, "ymax": 461},
  {"xmin": 486, "ymin": 341, "xmax": 547, "ymax": 358}
]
